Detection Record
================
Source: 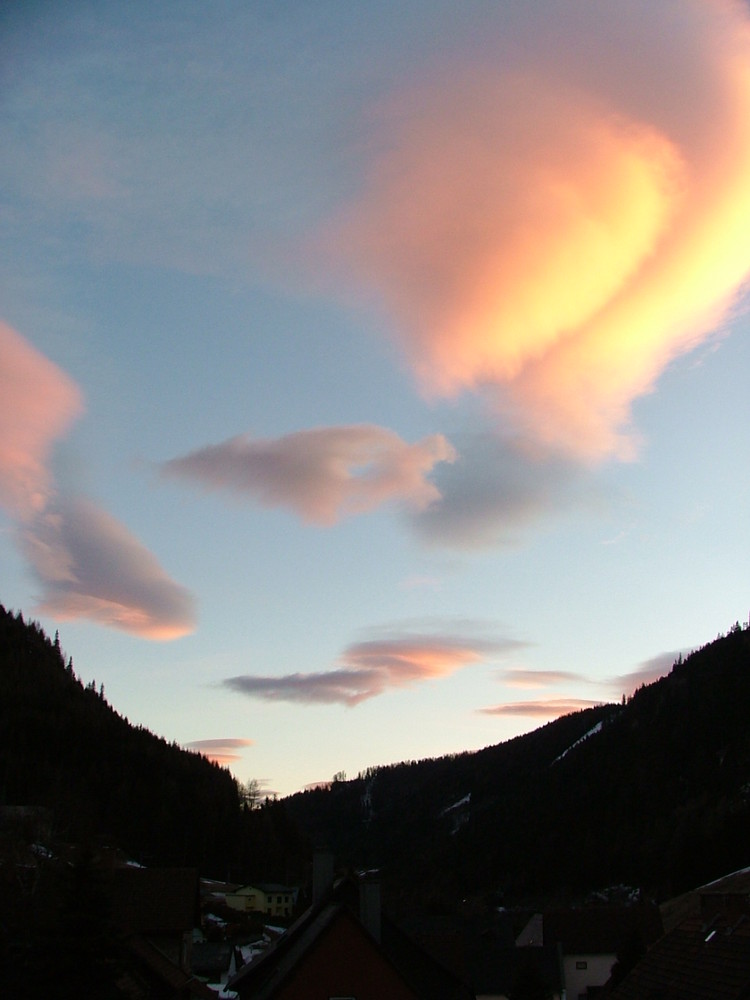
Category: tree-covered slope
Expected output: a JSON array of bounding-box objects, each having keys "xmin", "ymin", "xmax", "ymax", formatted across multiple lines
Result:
[
  {"xmin": 4, "ymin": 601, "xmax": 749, "ymax": 907},
  {"xmin": 0, "ymin": 604, "xmax": 244, "ymax": 874},
  {"xmin": 286, "ymin": 624, "xmax": 750, "ymax": 907}
]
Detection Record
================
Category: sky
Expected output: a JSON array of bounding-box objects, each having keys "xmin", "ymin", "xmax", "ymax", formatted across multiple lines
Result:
[{"xmin": 1, "ymin": 0, "xmax": 749, "ymax": 798}]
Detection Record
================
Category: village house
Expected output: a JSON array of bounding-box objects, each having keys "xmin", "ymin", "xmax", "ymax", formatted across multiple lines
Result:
[
  {"xmin": 227, "ymin": 855, "xmax": 475, "ymax": 999},
  {"xmin": 225, "ymin": 883, "xmax": 298, "ymax": 918},
  {"xmin": 107, "ymin": 865, "xmax": 216, "ymax": 998},
  {"xmin": 606, "ymin": 867, "xmax": 750, "ymax": 998},
  {"xmin": 515, "ymin": 903, "xmax": 662, "ymax": 999}
]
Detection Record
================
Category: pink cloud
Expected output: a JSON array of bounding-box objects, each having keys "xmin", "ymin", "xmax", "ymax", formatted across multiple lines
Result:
[
  {"xmin": 0, "ymin": 321, "xmax": 83, "ymax": 512},
  {"xmin": 22, "ymin": 495, "xmax": 195, "ymax": 640},
  {"xmin": 501, "ymin": 668, "xmax": 588, "ymax": 690},
  {"xmin": 610, "ymin": 649, "xmax": 688, "ymax": 698},
  {"xmin": 224, "ymin": 630, "xmax": 520, "ymax": 706},
  {"xmin": 184, "ymin": 738, "xmax": 254, "ymax": 765},
  {"xmin": 0, "ymin": 321, "xmax": 195, "ymax": 639},
  {"xmin": 320, "ymin": 0, "xmax": 750, "ymax": 461},
  {"xmin": 160, "ymin": 425, "xmax": 455, "ymax": 525},
  {"xmin": 479, "ymin": 698, "xmax": 603, "ymax": 719}
]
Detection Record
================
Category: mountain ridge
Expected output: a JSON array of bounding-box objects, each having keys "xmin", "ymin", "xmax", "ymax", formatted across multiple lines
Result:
[
  {"xmin": 285, "ymin": 622, "xmax": 750, "ymax": 909},
  {"xmin": 2, "ymin": 601, "xmax": 749, "ymax": 910}
]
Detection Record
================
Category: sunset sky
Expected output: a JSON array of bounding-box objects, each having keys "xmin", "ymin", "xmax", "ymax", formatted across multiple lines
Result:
[{"xmin": 2, "ymin": 0, "xmax": 749, "ymax": 797}]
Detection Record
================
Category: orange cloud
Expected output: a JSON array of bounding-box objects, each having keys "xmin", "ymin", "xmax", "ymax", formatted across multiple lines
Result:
[
  {"xmin": 160, "ymin": 425, "xmax": 455, "ymax": 525},
  {"xmin": 322, "ymin": 0, "xmax": 750, "ymax": 460},
  {"xmin": 224, "ymin": 630, "xmax": 521, "ymax": 706},
  {"xmin": 479, "ymin": 698, "xmax": 603, "ymax": 719},
  {"xmin": 0, "ymin": 321, "xmax": 195, "ymax": 639},
  {"xmin": 184, "ymin": 738, "xmax": 254, "ymax": 765}
]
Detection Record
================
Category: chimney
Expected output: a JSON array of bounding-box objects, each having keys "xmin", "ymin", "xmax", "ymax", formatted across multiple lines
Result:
[
  {"xmin": 312, "ymin": 850, "xmax": 334, "ymax": 907},
  {"xmin": 359, "ymin": 872, "xmax": 381, "ymax": 943}
]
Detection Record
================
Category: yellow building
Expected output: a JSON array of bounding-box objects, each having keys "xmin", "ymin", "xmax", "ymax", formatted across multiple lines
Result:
[{"xmin": 225, "ymin": 883, "xmax": 297, "ymax": 917}]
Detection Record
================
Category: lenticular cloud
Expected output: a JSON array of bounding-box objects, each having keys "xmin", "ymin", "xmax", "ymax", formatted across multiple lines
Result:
[
  {"xmin": 160, "ymin": 425, "xmax": 455, "ymax": 525},
  {"xmin": 327, "ymin": 0, "xmax": 750, "ymax": 459},
  {"xmin": 0, "ymin": 321, "xmax": 195, "ymax": 640}
]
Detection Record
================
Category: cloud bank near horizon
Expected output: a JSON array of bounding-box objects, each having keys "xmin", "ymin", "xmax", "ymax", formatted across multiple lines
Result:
[
  {"xmin": 0, "ymin": 321, "xmax": 195, "ymax": 639},
  {"xmin": 160, "ymin": 425, "xmax": 455, "ymax": 525},
  {"xmin": 224, "ymin": 629, "xmax": 522, "ymax": 706},
  {"xmin": 322, "ymin": 0, "xmax": 750, "ymax": 462}
]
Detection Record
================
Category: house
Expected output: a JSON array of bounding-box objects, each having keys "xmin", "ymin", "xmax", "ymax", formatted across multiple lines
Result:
[
  {"xmin": 192, "ymin": 940, "xmax": 242, "ymax": 988},
  {"xmin": 397, "ymin": 906, "xmax": 563, "ymax": 999},
  {"xmin": 0, "ymin": 850, "xmax": 213, "ymax": 1000},
  {"xmin": 227, "ymin": 859, "xmax": 475, "ymax": 999},
  {"xmin": 516, "ymin": 904, "xmax": 662, "ymax": 999},
  {"xmin": 606, "ymin": 867, "xmax": 750, "ymax": 998},
  {"xmin": 225, "ymin": 883, "xmax": 297, "ymax": 918},
  {"xmin": 471, "ymin": 945, "xmax": 564, "ymax": 999},
  {"xmin": 107, "ymin": 865, "xmax": 216, "ymax": 999},
  {"xmin": 109, "ymin": 866, "xmax": 200, "ymax": 971}
]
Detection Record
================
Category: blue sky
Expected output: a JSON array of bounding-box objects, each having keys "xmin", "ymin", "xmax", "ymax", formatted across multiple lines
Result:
[{"xmin": 2, "ymin": 0, "xmax": 749, "ymax": 796}]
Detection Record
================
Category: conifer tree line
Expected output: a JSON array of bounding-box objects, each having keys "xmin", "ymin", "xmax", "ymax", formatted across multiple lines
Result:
[{"xmin": 0, "ymin": 604, "xmax": 306, "ymax": 884}]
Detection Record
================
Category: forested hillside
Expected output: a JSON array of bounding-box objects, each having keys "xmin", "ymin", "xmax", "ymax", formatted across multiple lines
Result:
[
  {"xmin": 287, "ymin": 623, "xmax": 750, "ymax": 909},
  {"xmin": 3, "ymin": 601, "xmax": 749, "ymax": 911},
  {"xmin": 0, "ymin": 604, "xmax": 305, "ymax": 881}
]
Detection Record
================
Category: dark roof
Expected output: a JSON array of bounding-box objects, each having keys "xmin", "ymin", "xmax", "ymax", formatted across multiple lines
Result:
[
  {"xmin": 126, "ymin": 934, "xmax": 216, "ymax": 999},
  {"xmin": 379, "ymin": 909, "xmax": 476, "ymax": 1000},
  {"xmin": 110, "ymin": 867, "xmax": 198, "ymax": 934},
  {"xmin": 606, "ymin": 911, "xmax": 750, "ymax": 999},
  {"xmin": 191, "ymin": 940, "xmax": 234, "ymax": 976},
  {"xmin": 700, "ymin": 867, "xmax": 750, "ymax": 897},
  {"xmin": 661, "ymin": 867, "xmax": 750, "ymax": 933},
  {"xmin": 228, "ymin": 877, "xmax": 474, "ymax": 1000},
  {"xmin": 230, "ymin": 902, "xmax": 348, "ymax": 999},
  {"xmin": 543, "ymin": 905, "xmax": 662, "ymax": 955}
]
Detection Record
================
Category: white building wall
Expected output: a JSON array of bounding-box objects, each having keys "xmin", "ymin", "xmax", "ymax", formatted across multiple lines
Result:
[{"xmin": 563, "ymin": 952, "xmax": 615, "ymax": 999}]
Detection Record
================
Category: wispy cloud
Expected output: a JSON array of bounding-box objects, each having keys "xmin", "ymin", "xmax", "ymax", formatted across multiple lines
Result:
[
  {"xmin": 610, "ymin": 649, "xmax": 687, "ymax": 697},
  {"xmin": 160, "ymin": 425, "xmax": 456, "ymax": 525},
  {"xmin": 501, "ymin": 668, "xmax": 589, "ymax": 690},
  {"xmin": 184, "ymin": 738, "xmax": 254, "ymax": 765},
  {"xmin": 322, "ymin": 0, "xmax": 750, "ymax": 461},
  {"xmin": 0, "ymin": 321, "xmax": 195, "ymax": 639},
  {"xmin": 479, "ymin": 698, "xmax": 603, "ymax": 719},
  {"xmin": 224, "ymin": 628, "xmax": 522, "ymax": 707},
  {"xmin": 0, "ymin": 320, "xmax": 82, "ymax": 513}
]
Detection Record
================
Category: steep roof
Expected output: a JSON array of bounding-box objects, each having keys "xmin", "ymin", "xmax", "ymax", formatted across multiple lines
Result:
[
  {"xmin": 701, "ymin": 867, "xmax": 750, "ymax": 896},
  {"xmin": 125, "ymin": 934, "xmax": 216, "ymax": 999},
  {"xmin": 228, "ymin": 877, "xmax": 474, "ymax": 999},
  {"xmin": 606, "ymin": 911, "xmax": 750, "ymax": 999},
  {"xmin": 542, "ymin": 905, "xmax": 662, "ymax": 955}
]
